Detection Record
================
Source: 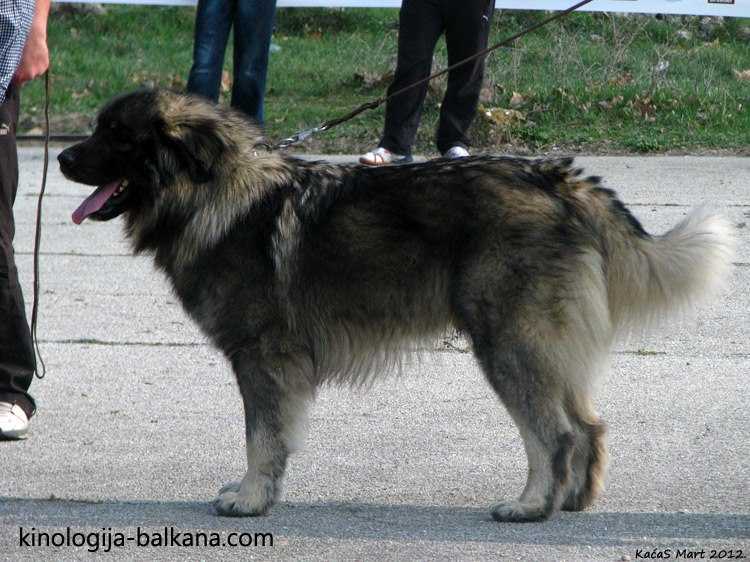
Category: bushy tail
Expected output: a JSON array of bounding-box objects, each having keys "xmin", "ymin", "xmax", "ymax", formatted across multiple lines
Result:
[{"xmin": 607, "ymin": 207, "xmax": 736, "ymax": 335}]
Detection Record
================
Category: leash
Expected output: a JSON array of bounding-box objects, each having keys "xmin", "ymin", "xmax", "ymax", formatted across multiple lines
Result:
[
  {"xmin": 264, "ymin": 0, "xmax": 595, "ymax": 150},
  {"xmin": 31, "ymin": 71, "xmax": 49, "ymax": 379}
]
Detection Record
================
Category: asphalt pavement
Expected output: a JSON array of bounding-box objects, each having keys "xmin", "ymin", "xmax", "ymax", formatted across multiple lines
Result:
[{"xmin": 1, "ymin": 149, "xmax": 748, "ymax": 560}]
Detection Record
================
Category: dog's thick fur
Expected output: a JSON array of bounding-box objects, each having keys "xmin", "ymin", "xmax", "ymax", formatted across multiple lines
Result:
[{"xmin": 58, "ymin": 90, "xmax": 735, "ymax": 522}]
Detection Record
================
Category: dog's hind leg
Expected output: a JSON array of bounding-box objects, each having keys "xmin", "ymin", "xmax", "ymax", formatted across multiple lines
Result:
[
  {"xmin": 464, "ymin": 302, "xmax": 612, "ymax": 521},
  {"xmin": 456, "ymin": 298, "xmax": 580, "ymax": 522},
  {"xmin": 561, "ymin": 395, "xmax": 608, "ymax": 511},
  {"xmin": 462, "ymin": 309, "xmax": 609, "ymax": 520},
  {"xmin": 214, "ymin": 352, "xmax": 311, "ymax": 517},
  {"xmin": 479, "ymin": 344, "xmax": 576, "ymax": 522},
  {"xmin": 456, "ymin": 246, "xmax": 611, "ymax": 521}
]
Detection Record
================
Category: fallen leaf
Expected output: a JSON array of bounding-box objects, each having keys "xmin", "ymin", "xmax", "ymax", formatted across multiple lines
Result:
[
  {"xmin": 481, "ymin": 107, "xmax": 526, "ymax": 127},
  {"xmin": 72, "ymin": 88, "xmax": 90, "ymax": 101},
  {"xmin": 608, "ymin": 72, "xmax": 633, "ymax": 86},
  {"xmin": 509, "ymin": 91, "xmax": 526, "ymax": 109},
  {"xmin": 733, "ymin": 69, "xmax": 750, "ymax": 81},
  {"xmin": 598, "ymin": 95, "xmax": 624, "ymax": 110},
  {"xmin": 631, "ymin": 95, "xmax": 657, "ymax": 121}
]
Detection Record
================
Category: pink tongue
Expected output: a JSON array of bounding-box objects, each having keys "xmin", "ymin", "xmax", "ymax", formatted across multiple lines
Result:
[{"xmin": 72, "ymin": 181, "xmax": 121, "ymax": 225}]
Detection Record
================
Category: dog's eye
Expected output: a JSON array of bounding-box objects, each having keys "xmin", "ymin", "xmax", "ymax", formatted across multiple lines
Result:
[
  {"xmin": 106, "ymin": 122, "xmax": 134, "ymax": 151},
  {"xmin": 108, "ymin": 121, "xmax": 127, "ymax": 135}
]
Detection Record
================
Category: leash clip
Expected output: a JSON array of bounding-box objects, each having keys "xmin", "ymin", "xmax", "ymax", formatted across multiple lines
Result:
[{"xmin": 275, "ymin": 126, "xmax": 321, "ymax": 150}]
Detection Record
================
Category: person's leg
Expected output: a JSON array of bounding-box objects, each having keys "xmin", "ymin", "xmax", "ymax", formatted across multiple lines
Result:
[
  {"xmin": 436, "ymin": 0, "xmax": 495, "ymax": 154},
  {"xmin": 379, "ymin": 0, "xmax": 444, "ymax": 156},
  {"xmin": 232, "ymin": 0, "xmax": 277, "ymax": 126},
  {"xmin": 186, "ymin": 0, "xmax": 234, "ymax": 103},
  {"xmin": 0, "ymin": 84, "xmax": 36, "ymax": 424}
]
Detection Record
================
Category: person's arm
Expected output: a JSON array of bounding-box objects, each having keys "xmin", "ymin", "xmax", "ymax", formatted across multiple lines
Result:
[{"xmin": 12, "ymin": 0, "xmax": 51, "ymax": 86}]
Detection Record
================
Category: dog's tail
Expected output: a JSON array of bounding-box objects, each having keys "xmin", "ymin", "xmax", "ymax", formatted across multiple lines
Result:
[{"xmin": 604, "ymin": 204, "xmax": 735, "ymax": 336}]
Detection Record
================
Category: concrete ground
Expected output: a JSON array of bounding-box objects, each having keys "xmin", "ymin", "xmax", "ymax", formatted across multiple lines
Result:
[{"xmin": 1, "ymin": 149, "xmax": 748, "ymax": 560}]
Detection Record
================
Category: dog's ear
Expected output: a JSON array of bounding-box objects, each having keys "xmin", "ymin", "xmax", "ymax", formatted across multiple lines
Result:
[{"xmin": 158, "ymin": 116, "xmax": 225, "ymax": 184}]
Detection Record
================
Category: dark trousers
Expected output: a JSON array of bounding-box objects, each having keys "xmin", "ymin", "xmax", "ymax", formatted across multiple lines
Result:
[
  {"xmin": 380, "ymin": 0, "xmax": 496, "ymax": 156},
  {"xmin": 0, "ymin": 84, "xmax": 36, "ymax": 418},
  {"xmin": 186, "ymin": 0, "xmax": 277, "ymax": 126}
]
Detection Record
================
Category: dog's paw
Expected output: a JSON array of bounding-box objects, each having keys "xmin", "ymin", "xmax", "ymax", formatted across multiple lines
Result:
[
  {"xmin": 213, "ymin": 479, "xmax": 274, "ymax": 517},
  {"xmin": 490, "ymin": 500, "xmax": 550, "ymax": 523}
]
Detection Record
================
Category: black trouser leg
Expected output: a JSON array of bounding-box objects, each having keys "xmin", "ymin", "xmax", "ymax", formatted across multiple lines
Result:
[
  {"xmin": 436, "ymin": 0, "xmax": 495, "ymax": 154},
  {"xmin": 0, "ymin": 84, "xmax": 36, "ymax": 419},
  {"xmin": 379, "ymin": 0, "xmax": 444, "ymax": 156}
]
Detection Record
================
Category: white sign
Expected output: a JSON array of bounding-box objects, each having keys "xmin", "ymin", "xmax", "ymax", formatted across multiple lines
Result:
[{"xmin": 53, "ymin": 0, "xmax": 749, "ymax": 17}]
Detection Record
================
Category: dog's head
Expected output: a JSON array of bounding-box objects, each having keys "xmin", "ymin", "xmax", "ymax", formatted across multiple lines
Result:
[{"xmin": 59, "ymin": 89, "xmax": 262, "ymax": 226}]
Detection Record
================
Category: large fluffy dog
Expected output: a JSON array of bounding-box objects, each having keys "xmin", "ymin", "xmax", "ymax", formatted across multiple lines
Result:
[{"xmin": 58, "ymin": 90, "xmax": 734, "ymax": 522}]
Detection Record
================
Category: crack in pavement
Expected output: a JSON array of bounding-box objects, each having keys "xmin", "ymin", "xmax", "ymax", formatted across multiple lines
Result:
[
  {"xmin": 39, "ymin": 338, "xmax": 207, "ymax": 348},
  {"xmin": 38, "ymin": 338, "xmax": 749, "ymax": 359}
]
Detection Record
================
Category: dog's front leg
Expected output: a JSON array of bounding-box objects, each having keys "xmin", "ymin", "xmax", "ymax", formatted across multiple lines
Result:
[{"xmin": 214, "ymin": 354, "xmax": 310, "ymax": 517}]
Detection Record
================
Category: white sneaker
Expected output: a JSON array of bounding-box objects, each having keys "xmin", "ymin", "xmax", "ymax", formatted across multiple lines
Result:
[
  {"xmin": 359, "ymin": 146, "xmax": 412, "ymax": 166},
  {"xmin": 0, "ymin": 401, "xmax": 30, "ymax": 440},
  {"xmin": 443, "ymin": 146, "xmax": 470, "ymax": 159}
]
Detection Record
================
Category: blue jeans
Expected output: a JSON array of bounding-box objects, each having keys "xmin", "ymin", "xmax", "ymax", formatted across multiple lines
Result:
[{"xmin": 187, "ymin": 0, "xmax": 277, "ymax": 126}]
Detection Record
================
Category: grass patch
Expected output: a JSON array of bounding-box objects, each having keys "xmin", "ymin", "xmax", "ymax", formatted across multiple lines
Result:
[{"xmin": 20, "ymin": 7, "xmax": 750, "ymax": 154}]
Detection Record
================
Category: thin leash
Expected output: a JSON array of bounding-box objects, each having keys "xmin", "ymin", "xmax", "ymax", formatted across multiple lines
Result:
[
  {"xmin": 263, "ymin": 0, "xmax": 595, "ymax": 150},
  {"xmin": 30, "ymin": 71, "xmax": 49, "ymax": 379}
]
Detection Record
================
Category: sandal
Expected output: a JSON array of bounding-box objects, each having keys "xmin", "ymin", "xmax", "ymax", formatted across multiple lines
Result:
[{"xmin": 359, "ymin": 147, "xmax": 412, "ymax": 166}]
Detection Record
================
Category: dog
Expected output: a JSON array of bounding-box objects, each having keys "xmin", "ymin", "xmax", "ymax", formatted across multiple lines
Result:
[{"xmin": 57, "ymin": 90, "xmax": 734, "ymax": 522}]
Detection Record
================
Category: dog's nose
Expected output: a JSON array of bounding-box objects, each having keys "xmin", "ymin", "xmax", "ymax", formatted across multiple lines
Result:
[{"xmin": 57, "ymin": 149, "xmax": 75, "ymax": 169}]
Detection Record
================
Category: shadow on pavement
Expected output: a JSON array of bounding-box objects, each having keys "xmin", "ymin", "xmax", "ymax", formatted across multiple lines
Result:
[{"xmin": 3, "ymin": 497, "xmax": 748, "ymax": 546}]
